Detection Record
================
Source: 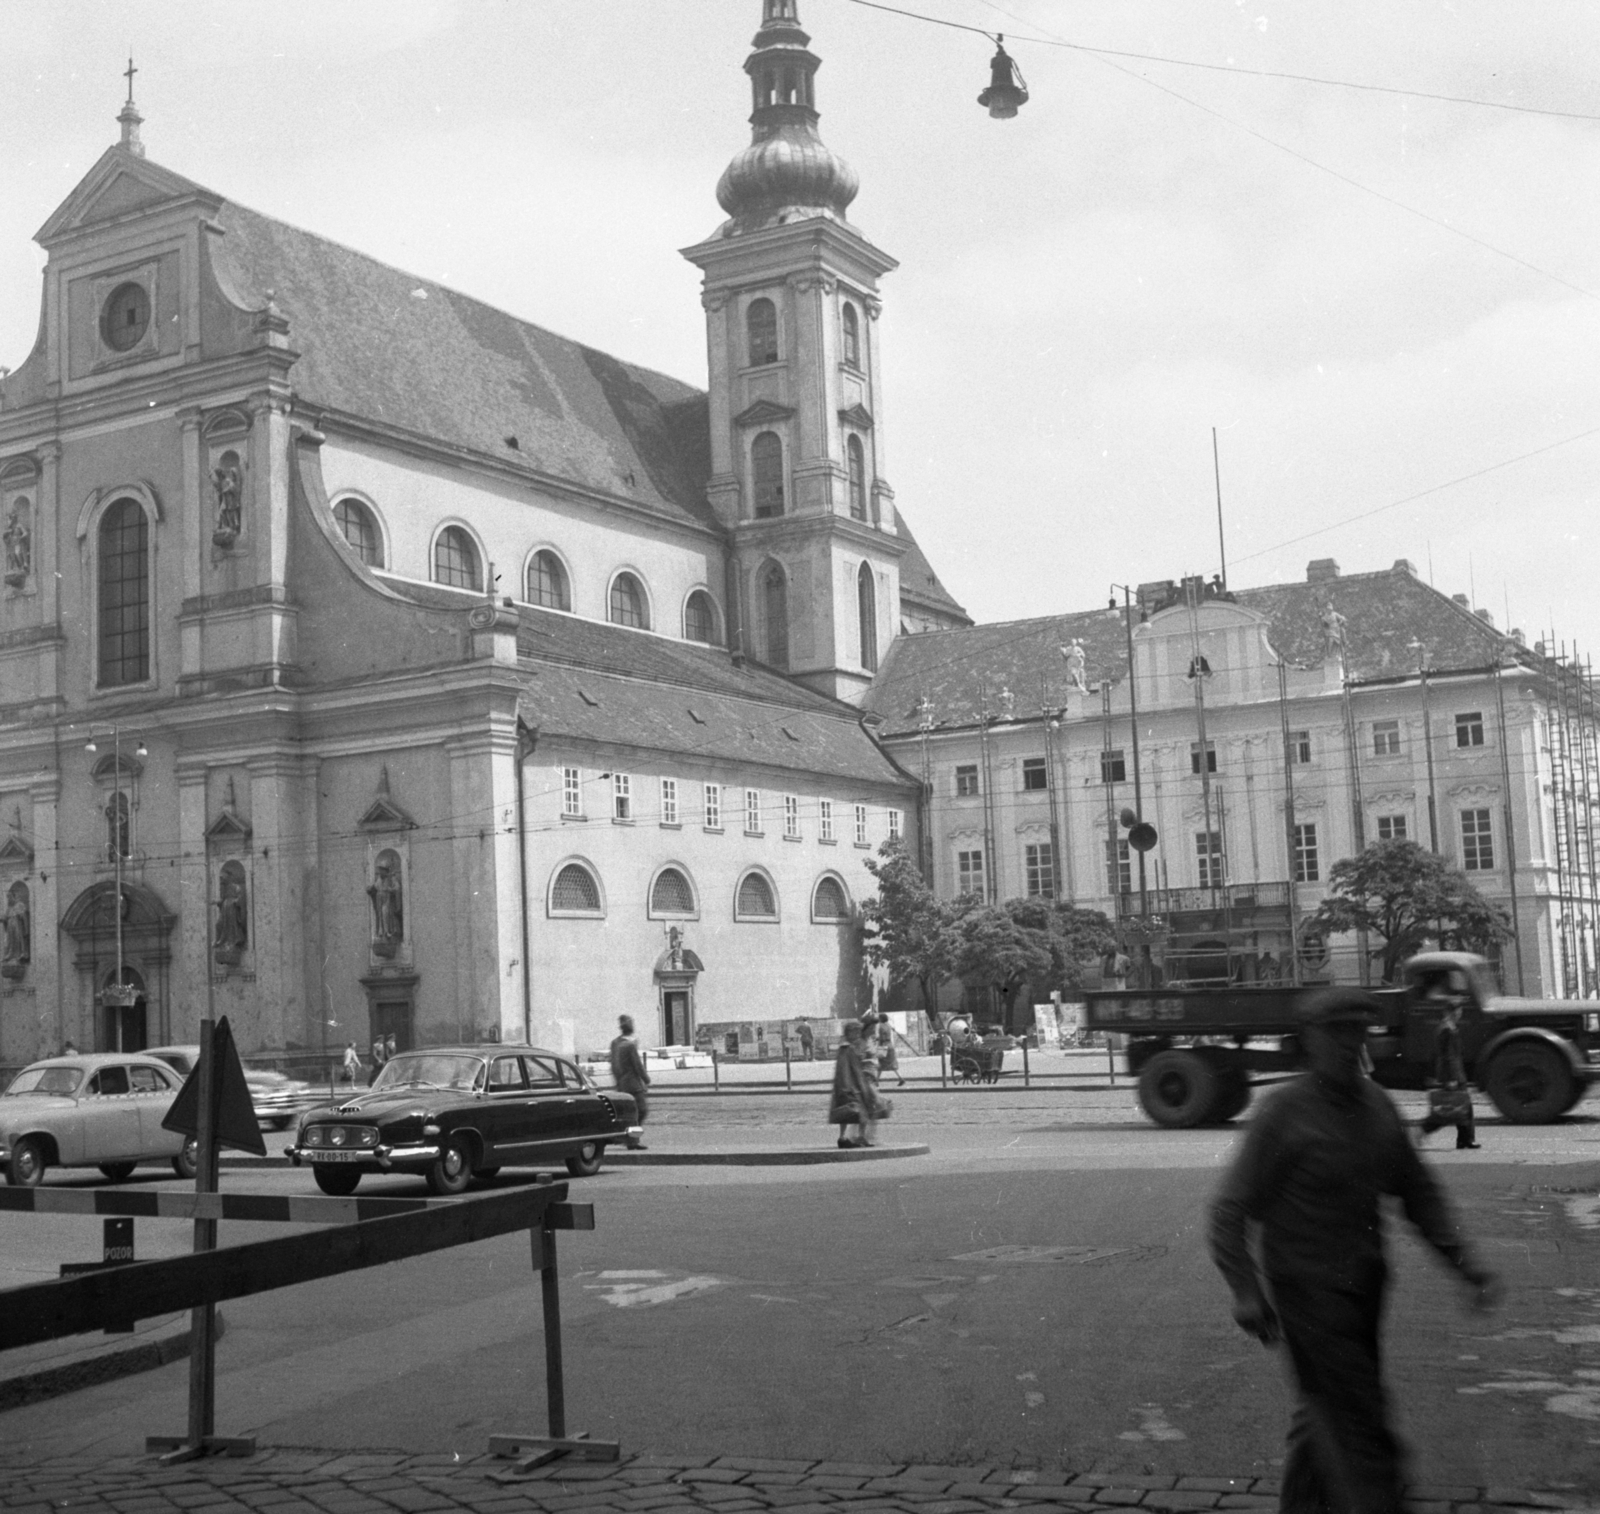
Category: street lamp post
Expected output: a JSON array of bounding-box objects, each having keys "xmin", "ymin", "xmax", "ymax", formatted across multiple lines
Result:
[
  {"xmin": 85, "ymin": 726, "xmax": 146, "ymax": 1049},
  {"xmin": 1111, "ymin": 584, "xmax": 1154, "ymax": 985}
]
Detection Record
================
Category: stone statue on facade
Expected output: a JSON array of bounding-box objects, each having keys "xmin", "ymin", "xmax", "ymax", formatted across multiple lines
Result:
[
  {"xmin": 3, "ymin": 507, "xmax": 29, "ymax": 586},
  {"xmin": 212, "ymin": 457, "xmax": 242, "ymax": 544},
  {"xmin": 1321, "ymin": 605, "xmax": 1348, "ymax": 658},
  {"xmin": 1, "ymin": 883, "xmax": 28, "ymax": 978},
  {"xmin": 105, "ymin": 795, "xmax": 129, "ymax": 864},
  {"xmin": 213, "ymin": 865, "xmax": 248, "ymax": 965},
  {"xmin": 667, "ymin": 924, "xmax": 684, "ymax": 970},
  {"xmin": 1061, "ymin": 640, "xmax": 1089, "ymax": 692},
  {"xmin": 368, "ymin": 854, "xmax": 404, "ymax": 955}
]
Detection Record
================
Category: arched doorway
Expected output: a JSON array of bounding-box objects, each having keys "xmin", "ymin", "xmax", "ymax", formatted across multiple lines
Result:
[
  {"xmin": 654, "ymin": 936, "xmax": 703, "ymax": 1047},
  {"xmin": 60, "ymin": 879, "xmax": 176, "ymax": 1051}
]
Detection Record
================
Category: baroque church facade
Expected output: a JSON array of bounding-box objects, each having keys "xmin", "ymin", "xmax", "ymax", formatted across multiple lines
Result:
[{"xmin": 0, "ymin": 2, "xmax": 970, "ymax": 1068}]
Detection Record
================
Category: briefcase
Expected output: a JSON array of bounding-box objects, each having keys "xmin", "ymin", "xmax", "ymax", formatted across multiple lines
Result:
[{"xmin": 1427, "ymin": 1086, "xmax": 1472, "ymax": 1122}]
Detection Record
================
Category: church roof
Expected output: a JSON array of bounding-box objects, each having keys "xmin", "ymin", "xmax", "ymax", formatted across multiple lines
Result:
[
  {"xmin": 207, "ymin": 200, "xmax": 717, "ymax": 531},
  {"xmin": 515, "ymin": 609, "xmax": 915, "ymax": 789},
  {"xmin": 893, "ymin": 509, "xmax": 970, "ymax": 624},
  {"xmin": 862, "ymin": 564, "xmax": 1523, "ymax": 736}
]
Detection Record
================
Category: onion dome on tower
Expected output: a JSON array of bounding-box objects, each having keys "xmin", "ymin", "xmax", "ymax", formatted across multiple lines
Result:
[{"xmin": 714, "ymin": 0, "xmax": 859, "ymax": 237}]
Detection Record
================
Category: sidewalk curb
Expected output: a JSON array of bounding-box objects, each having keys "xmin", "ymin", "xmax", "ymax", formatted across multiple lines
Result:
[
  {"xmin": 606, "ymin": 1142, "xmax": 931, "ymax": 1165},
  {"xmin": 0, "ymin": 1309, "xmax": 223, "ymax": 1415}
]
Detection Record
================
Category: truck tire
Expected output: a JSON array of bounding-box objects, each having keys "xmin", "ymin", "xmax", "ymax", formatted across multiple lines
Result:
[
  {"xmin": 1138, "ymin": 1050, "xmax": 1219, "ymax": 1129},
  {"xmin": 1485, "ymin": 1041, "xmax": 1578, "ymax": 1124}
]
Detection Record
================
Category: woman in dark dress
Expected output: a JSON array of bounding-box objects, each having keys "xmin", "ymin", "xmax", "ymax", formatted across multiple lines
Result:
[{"xmin": 829, "ymin": 1021, "xmax": 878, "ymax": 1148}]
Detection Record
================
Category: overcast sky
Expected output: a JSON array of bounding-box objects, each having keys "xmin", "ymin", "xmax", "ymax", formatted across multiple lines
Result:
[{"xmin": 4, "ymin": 1, "xmax": 1599, "ymax": 661}]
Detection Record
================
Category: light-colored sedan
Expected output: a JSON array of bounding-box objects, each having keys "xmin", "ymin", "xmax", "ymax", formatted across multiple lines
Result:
[
  {"xmin": 145, "ymin": 1044, "xmax": 317, "ymax": 1130},
  {"xmin": 1, "ymin": 1054, "xmax": 199, "ymax": 1186}
]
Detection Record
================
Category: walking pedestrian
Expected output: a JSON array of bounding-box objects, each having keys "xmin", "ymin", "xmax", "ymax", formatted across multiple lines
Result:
[
  {"xmin": 367, "ymin": 1033, "xmax": 387, "ymax": 1087},
  {"xmin": 877, "ymin": 1024, "xmax": 905, "ymax": 1087},
  {"xmin": 797, "ymin": 1021, "xmax": 815, "ymax": 1061},
  {"xmin": 341, "ymin": 1041, "xmax": 362, "ymax": 1085},
  {"xmin": 1416, "ymin": 1001, "xmax": 1480, "ymax": 1150},
  {"xmin": 609, "ymin": 1014, "xmax": 651, "ymax": 1150},
  {"xmin": 1209, "ymin": 987, "xmax": 1501, "ymax": 1514},
  {"xmin": 383, "ymin": 1033, "xmax": 397, "ymax": 1064},
  {"xmin": 829, "ymin": 1020, "xmax": 877, "ymax": 1148}
]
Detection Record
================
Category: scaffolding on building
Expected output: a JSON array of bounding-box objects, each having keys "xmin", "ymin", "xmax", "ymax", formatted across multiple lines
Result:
[{"xmin": 1540, "ymin": 638, "xmax": 1600, "ymax": 998}]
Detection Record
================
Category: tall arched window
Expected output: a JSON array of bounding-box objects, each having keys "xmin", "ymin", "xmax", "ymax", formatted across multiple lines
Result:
[
  {"xmin": 528, "ymin": 550, "xmax": 571, "ymax": 611},
  {"xmin": 434, "ymin": 526, "xmax": 481, "ymax": 590},
  {"xmin": 609, "ymin": 572, "xmax": 648, "ymax": 629},
  {"xmin": 684, "ymin": 590, "xmax": 719, "ymax": 644},
  {"xmin": 752, "ymin": 432, "xmax": 784, "ymax": 518},
  {"xmin": 847, "ymin": 435, "xmax": 867, "ymax": 521},
  {"xmin": 858, "ymin": 561, "xmax": 878, "ymax": 673},
  {"xmin": 98, "ymin": 498, "xmax": 150, "ymax": 687},
  {"xmin": 334, "ymin": 498, "xmax": 383, "ymax": 566},
  {"xmin": 841, "ymin": 302, "xmax": 861, "ymax": 368},
  {"xmin": 747, "ymin": 298, "xmax": 779, "ymax": 366},
  {"xmin": 763, "ymin": 564, "xmax": 789, "ymax": 670}
]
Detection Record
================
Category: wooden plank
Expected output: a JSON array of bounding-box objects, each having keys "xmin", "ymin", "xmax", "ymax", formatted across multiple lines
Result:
[
  {"xmin": 546, "ymin": 1203, "xmax": 595, "ymax": 1231},
  {"xmin": 0, "ymin": 1188, "xmax": 433, "ymax": 1222},
  {"xmin": 0, "ymin": 1182, "xmax": 568, "ymax": 1352}
]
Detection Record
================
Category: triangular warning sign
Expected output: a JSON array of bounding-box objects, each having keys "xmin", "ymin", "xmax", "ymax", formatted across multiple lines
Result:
[{"xmin": 161, "ymin": 1016, "xmax": 268, "ymax": 1156}]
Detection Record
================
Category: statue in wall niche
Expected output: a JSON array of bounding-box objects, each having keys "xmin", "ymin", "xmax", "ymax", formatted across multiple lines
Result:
[
  {"xmin": 3, "ymin": 506, "xmax": 29, "ymax": 585},
  {"xmin": 1, "ymin": 883, "xmax": 28, "ymax": 978},
  {"xmin": 1061, "ymin": 640, "xmax": 1089, "ymax": 692},
  {"xmin": 668, "ymin": 925, "xmax": 684, "ymax": 970},
  {"xmin": 367, "ymin": 853, "xmax": 403, "ymax": 955},
  {"xmin": 213, "ymin": 863, "xmax": 248, "ymax": 965},
  {"xmin": 212, "ymin": 454, "xmax": 242, "ymax": 544},
  {"xmin": 1321, "ymin": 604, "xmax": 1348, "ymax": 658}
]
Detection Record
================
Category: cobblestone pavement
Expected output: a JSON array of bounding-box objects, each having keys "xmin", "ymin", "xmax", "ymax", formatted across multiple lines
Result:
[{"xmin": 1, "ymin": 1448, "xmax": 1595, "ymax": 1514}]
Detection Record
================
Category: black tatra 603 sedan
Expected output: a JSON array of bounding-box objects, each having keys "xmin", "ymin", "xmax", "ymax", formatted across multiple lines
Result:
[{"xmin": 285, "ymin": 1046, "xmax": 641, "ymax": 1196}]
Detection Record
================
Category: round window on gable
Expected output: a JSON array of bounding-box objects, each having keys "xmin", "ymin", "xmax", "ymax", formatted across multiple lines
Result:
[{"xmin": 101, "ymin": 282, "xmax": 151, "ymax": 353}]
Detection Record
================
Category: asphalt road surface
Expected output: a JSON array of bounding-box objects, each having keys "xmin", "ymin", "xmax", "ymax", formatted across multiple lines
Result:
[{"xmin": 3, "ymin": 1083, "xmax": 1599, "ymax": 1494}]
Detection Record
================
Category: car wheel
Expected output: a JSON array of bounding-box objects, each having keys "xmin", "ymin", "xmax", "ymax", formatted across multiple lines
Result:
[
  {"xmin": 172, "ymin": 1137, "xmax": 199, "ymax": 1180},
  {"xmin": 99, "ymin": 1162, "xmax": 137, "ymax": 1183},
  {"xmin": 1136, "ymin": 1050, "xmax": 1219, "ymax": 1129},
  {"xmin": 1486, "ymin": 1041, "xmax": 1576, "ymax": 1124},
  {"xmin": 425, "ymin": 1136, "xmax": 474, "ymax": 1195},
  {"xmin": 313, "ymin": 1167, "xmax": 362, "ymax": 1196},
  {"xmin": 7, "ymin": 1137, "xmax": 47, "ymax": 1187},
  {"xmin": 565, "ymin": 1142, "xmax": 603, "ymax": 1178}
]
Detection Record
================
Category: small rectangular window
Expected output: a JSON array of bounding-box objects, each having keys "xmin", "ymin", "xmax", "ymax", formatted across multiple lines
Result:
[
  {"xmin": 704, "ymin": 783, "xmax": 722, "ymax": 830},
  {"xmin": 955, "ymin": 764, "xmax": 979, "ymax": 797},
  {"xmin": 1377, "ymin": 814, "xmax": 1408, "ymax": 842},
  {"xmin": 612, "ymin": 774, "xmax": 631, "ymax": 821},
  {"xmin": 1195, "ymin": 830, "xmax": 1224, "ymax": 888},
  {"xmin": 957, "ymin": 849, "xmax": 985, "ymax": 897},
  {"xmin": 1461, "ymin": 808, "xmax": 1494, "ymax": 870},
  {"xmin": 1190, "ymin": 742, "xmax": 1217, "ymax": 775},
  {"xmin": 1373, "ymin": 720, "xmax": 1401, "ymax": 757},
  {"xmin": 784, "ymin": 795, "xmax": 800, "ymax": 838},
  {"xmin": 1024, "ymin": 842, "xmax": 1055, "ymax": 899},
  {"xmin": 887, "ymin": 809, "xmax": 902, "ymax": 842},
  {"xmin": 1100, "ymin": 749, "xmax": 1126, "ymax": 784},
  {"xmin": 1106, "ymin": 837, "xmax": 1131, "ymax": 895},
  {"xmin": 1021, "ymin": 758, "xmax": 1048, "ymax": 792},
  {"xmin": 1290, "ymin": 730, "xmax": 1311, "ymax": 764},
  {"xmin": 562, "ymin": 766, "xmax": 582, "ymax": 817},
  {"xmin": 745, "ymin": 788, "xmax": 762, "ymax": 834},
  {"xmin": 820, "ymin": 798, "xmax": 835, "ymax": 842},
  {"xmin": 854, "ymin": 803, "xmax": 869, "ymax": 845},
  {"xmin": 1293, "ymin": 823, "xmax": 1320, "ymax": 884},
  {"xmin": 1456, "ymin": 711, "xmax": 1485, "ymax": 748},
  {"xmin": 660, "ymin": 777, "xmax": 678, "ymax": 826}
]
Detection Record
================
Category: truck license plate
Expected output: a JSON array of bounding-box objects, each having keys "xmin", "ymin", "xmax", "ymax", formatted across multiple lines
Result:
[{"xmin": 305, "ymin": 1149, "xmax": 362, "ymax": 1163}]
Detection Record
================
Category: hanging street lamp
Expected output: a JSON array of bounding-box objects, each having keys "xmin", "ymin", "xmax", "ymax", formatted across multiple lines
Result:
[{"xmin": 977, "ymin": 36, "xmax": 1029, "ymax": 119}]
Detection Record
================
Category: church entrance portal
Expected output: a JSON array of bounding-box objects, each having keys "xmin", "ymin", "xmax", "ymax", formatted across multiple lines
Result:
[
  {"xmin": 654, "ymin": 933, "xmax": 703, "ymax": 1048},
  {"xmin": 662, "ymin": 990, "xmax": 692, "ymax": 1047},
  {"xmin": 100, "ymin": 968, "xmax": 148, "ymax": 1052},
  {"xmin": 60, "ymin": 880, "xmax": 175, "ymax": 1052}
]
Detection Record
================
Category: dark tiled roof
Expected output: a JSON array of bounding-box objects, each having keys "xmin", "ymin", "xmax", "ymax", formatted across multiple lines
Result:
[
  {"xmin": 209, "ymin": 202, "xmax": 715, "ymax": 530},
  {"xmin": 893, "ymin": 509, "xmax": 969, "ymax": 623},
  {"xmin": 516, "ymin": 610, "xmax": 914, "ymax": 788},
  {"xmin": 863, "ymin": 566, "xmax": 1519, "ymax": 736}
]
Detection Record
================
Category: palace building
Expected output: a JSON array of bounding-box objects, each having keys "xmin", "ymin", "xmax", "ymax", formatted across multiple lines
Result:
[{"xmin": 0, "ymin": 2, "xmax": 968, "ymax": 1067}]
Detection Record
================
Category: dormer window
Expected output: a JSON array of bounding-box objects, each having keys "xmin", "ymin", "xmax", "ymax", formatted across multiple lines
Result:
[
  {"xmin": 747, "ymin": 298, "xmax": 779, "ymax": 366},
  {"xmin": 841, "ymin": 302, "xmax": 861, "ymax": 368}
]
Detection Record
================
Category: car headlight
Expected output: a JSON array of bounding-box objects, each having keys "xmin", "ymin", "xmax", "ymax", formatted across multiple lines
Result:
[
  {"xmin": 359, "ymin": 1127, "xmax": 379, "ymax": 1147},
  {"xmin": 304, "ymin": 1126, "xmax": 324, "ymax": 1147},
  {"xmin": 330, "ymin": 1127, "xmax": 347, "ymax": 1147}
]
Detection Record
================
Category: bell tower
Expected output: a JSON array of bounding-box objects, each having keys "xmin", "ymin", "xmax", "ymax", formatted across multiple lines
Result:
[{"xmin": 683, "ymin": 0, "xmax": 906, "ymax": 704}]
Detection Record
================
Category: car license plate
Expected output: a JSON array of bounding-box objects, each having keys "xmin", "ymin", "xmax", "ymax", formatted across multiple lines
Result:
[{"xmin": 305, "ymin": 1149, "xmax": 363, "ymax": 1163}]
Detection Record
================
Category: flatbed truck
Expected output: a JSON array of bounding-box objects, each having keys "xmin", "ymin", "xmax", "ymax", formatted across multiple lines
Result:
[{"xmin": 1081, "ymin": 951, "xmax": 1600, "ymax": 1128}]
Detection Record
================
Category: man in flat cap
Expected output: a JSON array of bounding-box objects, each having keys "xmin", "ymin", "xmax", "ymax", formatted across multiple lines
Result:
[{"xmin": 1209, "ymin": 987, "xmax": 1500, "ymax": 1514}]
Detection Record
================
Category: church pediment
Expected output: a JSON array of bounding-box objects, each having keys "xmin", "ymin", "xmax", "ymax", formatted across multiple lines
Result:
[
  {"xmin": 0, "ymin": 834, "xmax": 33, "ymax": 870},
  {"xmin": 36, "ymin": 148, "xmax": 221, "ymax": 245},
  {"xmin": 733, "ymin": 399, "xmax": 796, "ymax": 427},
  {"xmin": 837, "ymin": 403, "xmax": 874, "ymax": 429},
  {"xmin": 205, "ymin": 808, "xmax": 253, "ymax": 844},
  {"xmin": 357, "ymin": 768, "xmax": 416, "ymax": 832}
]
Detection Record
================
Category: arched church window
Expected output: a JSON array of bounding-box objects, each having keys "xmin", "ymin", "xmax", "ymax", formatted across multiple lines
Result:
[
  {"xmin": 747, "ymin": 299, "xmax": 779, "ymax": 367},
  {"xmin": 812, "ymin": 875, "xmax": 850, "ymax": 921},
  {"xmin": 334, "ymin": 498, "xmax": 383, "ymax": 567},
  {"xmin": 752, "ymin": 432, "xmax": 784, "ymax": 518},
  {"xmin": 847, "ymin": 436, "xmax": 867, "ymax": 521},
  {"xmin": 841, "ymin": 302, "xmax": 860, "ymax": 368},
  {"xmin": 858, "ymin": 561, "xmax": 878, "ymax": 673},
  {"xmin": 550, "ymin": 861, "xmax": 604, "ymax": 917},
  {"xmin": 609, "ymin": 572, "xmax": 649, "ymax": 629},
  {"xmin": 684, "ymin": 590, "xmax": 719, "ymax": 644},
  {"xmin": 98, "ymin": 498, "xmax": 150, "ymax": 687},
  {"xmin": 762, "ymin": 564, "xmax": 789, "ymax": 670},
  {"xmin": 434, "ymin": 526, "xmax": 481, "ymax": 591},
  {"xmin": 649, "ymin": 867, "xmax": 697, "ymax": 918},
  {"xmin": 528, "ymin": 550, "xmax": 571, "ymax": 611},
  {"xmin": 735, "ymin": 870, "xmax": 778, "ymax": 921}
]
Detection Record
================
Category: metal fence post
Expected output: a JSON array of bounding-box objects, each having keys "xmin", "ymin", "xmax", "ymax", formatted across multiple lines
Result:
[
  {"xmin": 712, "ymin": 1049, "xmax": 720, "ymax": 1094},
  {"xmin": 537, "ymin": 1219, "xmax": 565, "ymax": 1440},
  {"xmin": 940, "ymin": 1042, "xmax": 948, "ymax": 1089},
  {"xmin": 784, "ymin": 1048, "xmax": 792, "ymax": 1091},
  {"xmin": 1022, "ymin": 1040, "xmax": 1031, "ymax": 1089}
]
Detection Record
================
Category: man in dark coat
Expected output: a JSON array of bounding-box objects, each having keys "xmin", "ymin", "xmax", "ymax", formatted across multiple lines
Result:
[
  {"xmin": 1209, "ymin": 987, "xmax": 1500, "ymax": 1514},
  {"xmin": 609, "ymin": 1014, "xmax": 650, "ymax": 1150},
  {"xmin": 1417, "ymin": 1001, "xmax": 1480, "ymax": 1150}
]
